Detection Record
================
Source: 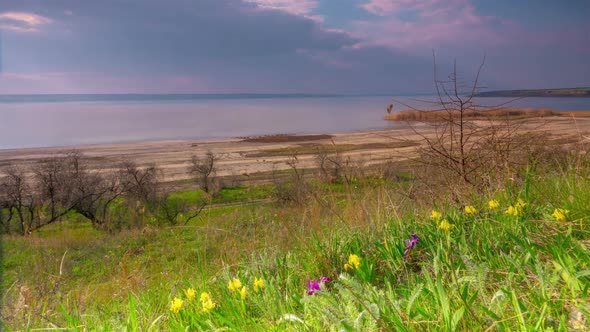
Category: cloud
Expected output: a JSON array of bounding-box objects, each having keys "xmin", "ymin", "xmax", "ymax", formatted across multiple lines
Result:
[
  {"xmin": 356, "ymin": 0, "xmax": 508, "ymax": 51},
  {"xmin": 1, "ymin": 0, "xmax": 588, "ymax": 93},
  {"xmin": 1, "ymin": 0, "xmax": 357, "ymax": 73},
  {"xmin": 361, "ymin": 0, "xmax": 418, "ymax": 16},
  {"xmin": 247, "ymin": 0, "xmax": 318, "ymax": 15},
  {"xmin": 0, "ymin": 11, "xmax": 52, "ymax": 32}
]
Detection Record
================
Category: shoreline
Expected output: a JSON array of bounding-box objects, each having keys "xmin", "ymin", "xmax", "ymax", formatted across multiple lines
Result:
[{"xmin": 1, "ymin": 116, "xmax": 589, "ymax": 188}]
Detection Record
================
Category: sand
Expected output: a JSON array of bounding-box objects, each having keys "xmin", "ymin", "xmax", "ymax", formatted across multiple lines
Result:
[{"xmin": 1, "ymin": 116, "xmax": 589, "ymax": 188}]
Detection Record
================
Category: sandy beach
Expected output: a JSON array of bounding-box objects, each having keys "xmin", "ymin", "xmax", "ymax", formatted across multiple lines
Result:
[{"xmin": 1, "ymin": 116, "xmax": 589, "ymax": 189}]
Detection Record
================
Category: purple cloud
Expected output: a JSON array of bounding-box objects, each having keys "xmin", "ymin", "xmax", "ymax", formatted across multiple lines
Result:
[{"xmin": 356, "ymin": 0, "xmax": 510, "ymax": 51}]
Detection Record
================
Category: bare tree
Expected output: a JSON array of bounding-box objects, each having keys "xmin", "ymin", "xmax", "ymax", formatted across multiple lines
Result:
[
  {"xmin": 0, "ymin": 166, "xmax": 37, "ymax": 235},
  {"xmin": 315, "ymin": 144, "xmax": 359, "ymax": 185},
  {"xmin": 157, "ymin": 191, "xmax": 207, "ymax": 226},
  {"xmin": 188, "ymin": 151, "xmax": 218, "ymax": 193},
  {"xmin": 397, "ymin": 54, "xmax": 535, "ymax": 190},
  {"xmin": 118, "ymin": 160, "xmax": 159, "ymax": 204},
  {"xmin": 69, "ymin": 169, "xmax": 124, "ymax": 230},
  {"xmin": 0, "ymin": 152, "xmax": 104, "ymax": 234}
]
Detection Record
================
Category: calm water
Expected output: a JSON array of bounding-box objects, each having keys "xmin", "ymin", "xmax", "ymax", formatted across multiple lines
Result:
[{"xmin": 1, "ymin": 94, "xmax": 590, "ymax": 149}]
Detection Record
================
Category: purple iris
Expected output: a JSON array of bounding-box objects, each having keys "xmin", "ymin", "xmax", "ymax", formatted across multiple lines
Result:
[
  {"xmin": 404, "ymin": 234, "xmax": 419, "ymax": 260},
  {"xmin": 307, "ymin": 277, "xmax": 331, "ymax": 295}
]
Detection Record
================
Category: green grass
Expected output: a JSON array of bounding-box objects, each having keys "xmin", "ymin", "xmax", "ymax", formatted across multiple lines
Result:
[
  {"xmin": 2, "ymin": 167, "xmax": 590, "ymax": 331},
  {"xmin": 167, "ymin": 185, "xmax": 274, "ymax": 206}
]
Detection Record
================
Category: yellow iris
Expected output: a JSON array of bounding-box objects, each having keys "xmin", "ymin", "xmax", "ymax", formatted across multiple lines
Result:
[
  {"xmin": 169, "ymin": 297, "xmax": 183, "ymax": 314},
  {"xmin": 240, "ymin": 286, "xmax": 248, "ymax": 300},
  {"xmin": 200, "ymin": 292, "xmax": 216, "ymax": 312},
  {"xmin": 431, "ymin": 210, "xmax": 442, "ymax": 221},
  {"xmin": 228, "ymin": 278, "xmax": 242, "ymax": 292},
  {"xmin": 184, "ymin": 288, "xmax": 196, "ymax": 300},
  {"xmin": 253, "ymin": 277, "xmax": 265, "ymax": 293},
  {"xmin": 344, "ymin": 254, "xmax": 362, "ymax": 271},
  {"xmin": 464, "ymin": 205, "xmax": 477, "ymax": 215},
  {"xmin": 488, "ymin": 200, "xmax": 500, "ymax": 210},
  {"xmin": 202, "ymin": 299, "xmax": 216, "ymax": 312},
  {"xmin": 552, "ymin": 208, "xmax": 569, "ymax": 222},
  {"xmin": 439, "ymin": 219, "xmax": 453, "ymax": 232},
  {"xmin": 505, "ymin": 205, "xmax": 519, "ymax": 217}
]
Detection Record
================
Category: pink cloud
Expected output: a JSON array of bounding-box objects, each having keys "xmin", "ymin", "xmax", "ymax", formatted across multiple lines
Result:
[
  {"xmin": 247, "ymin": 0, "xmax": 325, "ymax": 23},
  {"xmin": 361, "ymin": 0, "xmax": 468, "ymax": 16},
  {"xmin": 248, "ymin": 0, "xmax": 318, "ymax": 16},
  {"xmin": 0, "ymin": 11, "xmax": 52, "ymax": 32},
  {"xmin": 355, "ymin": 0, "xmax": 510, "ymax": 51}
]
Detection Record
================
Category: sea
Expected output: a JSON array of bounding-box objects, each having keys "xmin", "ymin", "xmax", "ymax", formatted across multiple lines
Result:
[{"xmin": 1, "ymin": 94, "xmax": 590, "ymax": 149}]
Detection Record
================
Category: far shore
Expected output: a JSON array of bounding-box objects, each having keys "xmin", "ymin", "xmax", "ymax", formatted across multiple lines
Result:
[{"xmin": 1, "ymin": 115, "xmax": 589, "ymax": 189}]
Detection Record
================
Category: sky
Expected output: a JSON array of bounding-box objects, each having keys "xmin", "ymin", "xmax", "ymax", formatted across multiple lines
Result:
[{"xmin": 0, "ymin": 0, "xmax": 588, "ymax": 94}]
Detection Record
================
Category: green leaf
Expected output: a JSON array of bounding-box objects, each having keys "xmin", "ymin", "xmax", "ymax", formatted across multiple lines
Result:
[{"xmin": 451, "ymin": 307, "xmax": 465, "ymax": 331}]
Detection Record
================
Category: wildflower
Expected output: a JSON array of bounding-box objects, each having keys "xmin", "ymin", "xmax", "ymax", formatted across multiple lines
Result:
[
  {"xmin": 200, "ymin": 292, "xmax": 212, "ymax": 303},
  {"xmin": 516, "ymin": 199, "xmax": 526, "ymax": 209},
  {"xmin": 307, "ymin": 277, "xmax": 330, "ymax": 295},
  {"xmin": 438, "ymin": 219, "xmax": 453, "ymax": 232},
  {"xmin": 253, "ymin": 277, "xmax": 265, "ymax": 293},
  {"xmin": 228, "ymin": 278, "xmax": 242, "ymax": 292},
  {"xmin": 464, "ymin": 205, "xmax": 477, "ymax": 215},
  {"xmin": 240, "ymin": 286, "xmax": 248, "ymax": 300},
  {"xmin": 184, "ymin": 288, "xmax": 196, "ymax": 300},
  {"xmin": 431, "ymin": 210, "xmax": 442, "ymax": 221},
  {"xmin": 552, "ymin": 208, "xmax": 569, "ymax": 222},
  {"xmin": 488, "ymin": 200, "xmax": 500, "ymax": 210},
  {"xmin": 169, "ymin": 297, "xmax": 183, "ymax": 314},
  {"xmin": 505, "ymin": 205, "xmax": 519, "ymax": 217},
  {"xmin": 202, "ymin": 299, "xmax": 216, "ymax": 312},
  {"xmin": 403, "ymin": 234, "xmax": 419, "ymax": 261},
  {"xmin": 200, "ymin": 292, "xmax": 216, "ymax": 312},
  {"xmin": 344, "ymin": 254, "xmax": 361, "ymax": 271}
]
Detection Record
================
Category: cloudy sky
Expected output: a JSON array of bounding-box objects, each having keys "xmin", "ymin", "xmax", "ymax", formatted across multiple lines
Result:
[{"xmin": 0, "ymin": 0, "xmax": 588, "ymax": 94}]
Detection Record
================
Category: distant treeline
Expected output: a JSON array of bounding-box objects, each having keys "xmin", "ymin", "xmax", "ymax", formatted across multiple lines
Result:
[{"xmin": 475, "ymin": 87, "xmax": 590, "ymax": 97}]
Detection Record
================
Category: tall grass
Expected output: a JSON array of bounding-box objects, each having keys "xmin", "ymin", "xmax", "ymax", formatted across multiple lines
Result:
[
  {"xmin": 2, "ymin": 166, "xmax": 589, "ymax": 331},
  {"xmin": 384, "ymin": 108, "xmax": 560, "ymax": 121}
]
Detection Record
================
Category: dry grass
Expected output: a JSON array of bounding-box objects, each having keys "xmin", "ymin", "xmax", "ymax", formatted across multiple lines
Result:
[{"xmin": 382, "ymin": 108, "xmax": 590, "ymax": 122}]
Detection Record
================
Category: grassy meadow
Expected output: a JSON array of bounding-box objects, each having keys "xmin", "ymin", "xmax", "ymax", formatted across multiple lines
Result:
[{"xmin": 2, "ymin": 152, "xmax": 590, "ymax": 331}]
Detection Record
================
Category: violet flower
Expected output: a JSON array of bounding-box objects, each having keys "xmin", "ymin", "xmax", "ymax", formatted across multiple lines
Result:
[
  {"xmin": 307, "ymin": 277, "xmax": 331, "ymax": 295},
  {"xmin": 404, "ymin": 234, "xmax": 419, "ymax": 260}
]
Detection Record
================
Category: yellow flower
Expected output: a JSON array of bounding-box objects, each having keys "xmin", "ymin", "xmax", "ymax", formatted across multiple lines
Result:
[
  {"xmin": 505, "ymin": 205, "xmax": 519, "ymax": 217},
  {"xmin": 199, "ymin": 292, "xmax": 216, "ymax": 312},
  {"xmin": 438, "ymin": 219, "xmax": 453, "ymax": 232},
  {"xmin": 200, "ymin": 292, "xmax": 216, "ymax": 312},
  {"xmin": 169, "ymin": 297, "xmax": 183, "ymax": 314},
  {"xmin": 488, "ymin": 200, "xmax": 500, "ymax": 210},
  {"xmin": 184, "ymin": 288, "xmax": 196, "ymax": 300},
  {"xmin": 228, "ymin": 278, "xmax": 242, "ymax": 292},
  {"xmin": 202, "ymin": 299, "xmax": 216, "ymax": 312},
  {"xmin": 464, "ymin": 205, "xmax": 477, "ymax": 215},
  {"xmin": 253, "ymin": 277, "xmax": 265, "ymax": 293},
  {"xmin": 431, "ymin": 210, "xmax": 442, "ymax": 221},
  {"xmin": 240, "ymin": 286, "xmax": 248, "ymax": 300},
  {"xmin": 552, "ymin": 208, "xmax": 569, "ymax": 222},
  {"xmin": 200, "ymin": 291, "xmax": 212, "ymax": 303},
  {"xmin": 344, "ymin": 254, "xmax": 362, "ymax": 271},
  {"xmin": 516, "ymin": 199, "xmax": 526, "ymax": 209}
]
